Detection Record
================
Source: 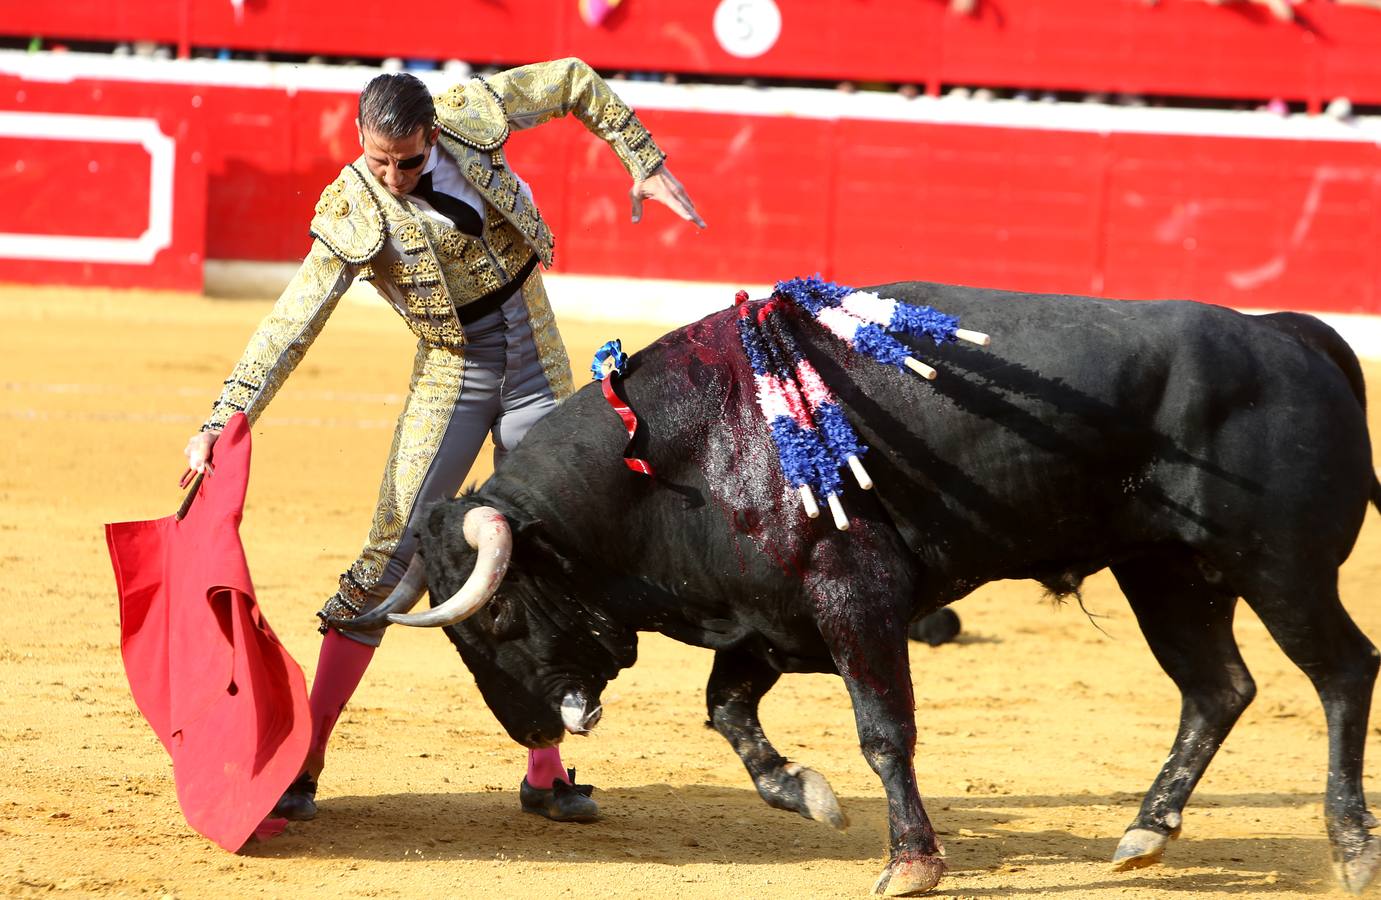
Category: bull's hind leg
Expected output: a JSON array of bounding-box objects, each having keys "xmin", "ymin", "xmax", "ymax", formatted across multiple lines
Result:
[
  {"xmin": 706, "ymin": 648, "xmax": 848, "ymax": 829},
  {"xmin": 1243, "ymin": 570, "xmax": 1381, "ymax": 892},
  {"xmin": 1109, "ymin": 554, "xmax": 1256, "ymax": 870}
]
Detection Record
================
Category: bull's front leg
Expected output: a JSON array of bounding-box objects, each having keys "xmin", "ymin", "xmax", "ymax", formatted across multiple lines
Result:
[
  {"xmin": 813, "ymin": 569, "xmax": 945, "ymax": 895},
  {"xmin": 840, "ymin": 655, "xmax": 947, "ymax": 896},
  {"xmin": 706, "ymin": 648, "xmax": 848, "ymax": 829}
]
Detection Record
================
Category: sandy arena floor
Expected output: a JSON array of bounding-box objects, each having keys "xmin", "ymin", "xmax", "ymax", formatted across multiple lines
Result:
[{"xmin": 4, "ymin": 283, "xmax": 1381, "ymax": 899}]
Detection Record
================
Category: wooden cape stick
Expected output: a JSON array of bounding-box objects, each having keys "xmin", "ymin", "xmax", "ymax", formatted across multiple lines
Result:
[{"xmin": 176, "ymin": 472, "xmax": 205, "ymax": 521}]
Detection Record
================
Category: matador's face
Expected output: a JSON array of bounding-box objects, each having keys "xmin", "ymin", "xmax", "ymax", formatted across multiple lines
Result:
[{"xmin": 358, "ymin": 123, "xmax": 440, "ymax": 197}]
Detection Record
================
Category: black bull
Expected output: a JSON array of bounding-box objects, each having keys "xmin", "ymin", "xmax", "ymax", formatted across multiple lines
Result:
[{"xmin": 342, "ymin": 282, "xmax": 1381, "ymax": 896}]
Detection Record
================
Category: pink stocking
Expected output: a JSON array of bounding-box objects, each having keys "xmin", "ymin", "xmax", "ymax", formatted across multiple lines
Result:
[
  {"xmin": 304, "ymin": 630, "xmax": 376, "ymax": 777},
  {"xmin": 525, "ymin": 746, "xmax": 570, "ymax": 788}
]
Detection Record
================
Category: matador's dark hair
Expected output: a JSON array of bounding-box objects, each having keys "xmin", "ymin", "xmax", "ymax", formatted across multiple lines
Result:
[{"xmin": 358, "ymin": 72, "xmax": 436, "ymax": 140}]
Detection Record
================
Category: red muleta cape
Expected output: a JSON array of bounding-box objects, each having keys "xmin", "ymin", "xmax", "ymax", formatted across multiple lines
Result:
[{"xmin": 105, "ymin": 413, "xmax": 309, "ymax": 851}]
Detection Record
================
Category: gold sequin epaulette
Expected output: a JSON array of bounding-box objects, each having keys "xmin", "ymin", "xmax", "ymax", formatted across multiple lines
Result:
[
  {"xmin": 308, "ymin": 164, "xmax": 386, "ymax": 264},
  {"xmin": 434, "ymin": 79, "xmax": 510, "ymax": 151}
]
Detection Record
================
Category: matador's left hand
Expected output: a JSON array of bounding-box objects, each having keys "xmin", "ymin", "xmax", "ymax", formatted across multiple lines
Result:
[{"xmin": 631, "ymin": 165, "xmax": 706, "ymax": 229}]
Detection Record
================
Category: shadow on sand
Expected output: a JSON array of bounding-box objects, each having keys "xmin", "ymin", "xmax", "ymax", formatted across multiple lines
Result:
[{"xmin": 245, "ymin": 783, "xmax": 1332, "ymax": 894}]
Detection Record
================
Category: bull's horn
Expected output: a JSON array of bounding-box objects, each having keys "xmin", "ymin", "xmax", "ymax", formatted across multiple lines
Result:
[
  {"xmin": 326, "ymin": 554, "xmax": 427, "ymax": 631},
  {"xmin": 388, "ymin": 506, "xmax": 511, "ymax": 627}
]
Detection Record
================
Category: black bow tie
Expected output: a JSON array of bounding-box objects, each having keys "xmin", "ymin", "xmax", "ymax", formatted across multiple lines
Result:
[{"xmin": 414, "ymin": 171, "xmax": 483, "ymax": 237}]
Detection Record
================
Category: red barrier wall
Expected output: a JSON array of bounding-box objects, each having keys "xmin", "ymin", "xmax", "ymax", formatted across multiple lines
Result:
[
  {"xmin": 2, "ymin": 66, "xmax": 1379, "ymax": 313},
  {"xmin": 190, "ymin": 80, "xmax": 1381, "ymax": 313},
  {"xmin": 0, "ymin": 77, "xmax": 206, "ymax": 291},
  {"xmin": 5, "ymin": 0, "xmax": 1381, "ymax": 108}
]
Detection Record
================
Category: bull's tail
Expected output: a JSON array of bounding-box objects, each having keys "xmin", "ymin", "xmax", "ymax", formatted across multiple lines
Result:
[{"xmin": 1259, "ymin": 311, "xmax": 1381, "ymax": 514}]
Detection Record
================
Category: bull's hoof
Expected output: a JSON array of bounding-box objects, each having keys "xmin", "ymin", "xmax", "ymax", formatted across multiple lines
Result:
[
  {"xmin": 1334, "ymin": 834, "xmax": 1381, "ymax": 894},
  {"xmin": 783, "ymin": 763, "xmax": 849, "ymax": 830},
  {"xmin": 908, "ymin": 609, "xmax": 961, "ymax": 646},
  {"xmin": 872, "ymin": 853, "xmax": 946, "ymax": 896},
  {"xmin": 1111, "ymin": 827, "xmax": 1173, "ymax": 871}
]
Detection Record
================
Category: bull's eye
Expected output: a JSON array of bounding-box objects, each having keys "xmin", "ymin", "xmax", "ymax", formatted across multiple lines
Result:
[{"xmin": 489, "ymin": 595, "xmax": 525, "ymax": 639}]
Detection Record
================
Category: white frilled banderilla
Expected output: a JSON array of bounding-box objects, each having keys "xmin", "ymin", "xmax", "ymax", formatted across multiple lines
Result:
[{"xmin": 738, "ymin": 277, "xmax": 990, "ymax": 530}]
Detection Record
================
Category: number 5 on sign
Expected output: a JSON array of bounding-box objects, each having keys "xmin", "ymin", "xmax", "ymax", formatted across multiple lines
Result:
[{"xmin": 713, "ymin": 0, "xmax": 782, "ymax": 58}]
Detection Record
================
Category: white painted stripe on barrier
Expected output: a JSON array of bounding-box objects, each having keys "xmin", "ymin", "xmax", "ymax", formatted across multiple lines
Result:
[
  {"xmin": 3, "ymin": 50, "xmax": 1380, "ymax": 144},
  {"xmin": 0, "ymin": 110, "xmax": 174, "ymax": 264},
  {"xmin": 541, "ymin": 272, "xmax": 773, "ymax": 330},
  {"xmin": 613, "ymin": 81, "xmax": 1381, "ymax": 145}
]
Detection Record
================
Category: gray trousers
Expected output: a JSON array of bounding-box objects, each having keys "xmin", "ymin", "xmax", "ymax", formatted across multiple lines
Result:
[{"xmin": 320, "ymin": 273, "xmax": 567, "ymax": 646}]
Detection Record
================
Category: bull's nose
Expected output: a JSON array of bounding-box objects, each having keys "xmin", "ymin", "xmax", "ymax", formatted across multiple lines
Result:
[
  {"xmin": 524, "ymin": 730, "xmax": 544, "ymax": 747},
  {"xmin": 561, "ymin": 690, "xmax": 592, "ymax": 734}
]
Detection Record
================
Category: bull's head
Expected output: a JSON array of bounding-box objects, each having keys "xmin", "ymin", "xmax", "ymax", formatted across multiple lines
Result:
[{"xmin": 331, "ymin": 495, "xmax": 634, "ymax": 748}]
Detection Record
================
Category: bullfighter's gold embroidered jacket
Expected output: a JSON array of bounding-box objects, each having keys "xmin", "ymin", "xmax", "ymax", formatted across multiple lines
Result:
[{"xmin": 203, "ymin": 58, "xmax": 666, "ymax": 431}]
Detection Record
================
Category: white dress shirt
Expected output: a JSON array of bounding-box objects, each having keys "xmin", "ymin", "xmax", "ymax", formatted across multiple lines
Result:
[{"xmin": 410, "ymin": 144, "xmax": 535, "ymax": 230}]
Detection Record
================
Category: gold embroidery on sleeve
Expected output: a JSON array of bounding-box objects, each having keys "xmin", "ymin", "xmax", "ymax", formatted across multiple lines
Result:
[
  {"xmin": 598, "ymin": 99, "xmax": 633, "ymax": 132},
  {"xmin": 485, "ymin": 58, "xmax": 668, "ymax": 180},
  {"xmin": 204, "ymin": 242, "xmax": 355, "ymax": 430}
]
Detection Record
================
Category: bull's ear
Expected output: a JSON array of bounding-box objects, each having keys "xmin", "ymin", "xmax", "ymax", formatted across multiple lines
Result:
[
  {"xmin": 474, "ymin": 498, "xmax": 542, "ymax": 539},
  {"xmin": 506, "ymin": 511, "xmax": 544, "ymax": 538},
  {"xmin": 502, "ymin": 510, "xmax": 548, "ymax": 559},
  {"xmin": 422, "ymin": 501, "xmax": 451, "ymax": 538}
]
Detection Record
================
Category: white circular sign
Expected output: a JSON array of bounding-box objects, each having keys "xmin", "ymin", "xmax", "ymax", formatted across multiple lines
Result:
[{"xmin": 713, "ymin": 0, "xmax": 782, "ymax": 59}]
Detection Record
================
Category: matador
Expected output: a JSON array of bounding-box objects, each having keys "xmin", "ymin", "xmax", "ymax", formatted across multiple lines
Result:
[{"xmin": 183, "ymin": 58, "xmax": 704, "ymax": 825}]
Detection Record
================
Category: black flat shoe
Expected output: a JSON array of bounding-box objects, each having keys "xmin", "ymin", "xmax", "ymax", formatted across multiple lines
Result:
[
  {"xmin": 270, "ymin": 773, "xmax": 318, "ymax": 821},
  {"xmin": 519, "ymin": 768, "xmax": 599, "ymax": 823}
]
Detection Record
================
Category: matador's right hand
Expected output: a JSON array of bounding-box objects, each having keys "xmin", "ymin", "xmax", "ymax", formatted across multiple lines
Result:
[
  {"xmin": 630, "ymin": 164, "xmax": 706, "ymax": 228},
  {"xmin": 181, "ymin": 429, "xmax": 221, "ymax": 487}
]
